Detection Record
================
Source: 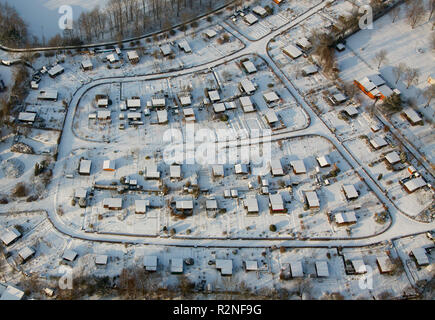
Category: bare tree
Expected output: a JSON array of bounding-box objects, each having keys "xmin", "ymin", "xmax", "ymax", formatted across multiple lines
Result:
[
  {"xmin": 389, "ymin": 5, "xmax": 401, "ymax": 23},
  {"xmin": 374, "ymin": 49, "xmax": 388, "ymax": 69},
  {"xmin": 428, "ymin": 0, "xmax": 435, "ymax": 21},
  {"xmin": 392, "ymin": 63, "xmax": 407, "ymax": 84},
  {"xmin": 423, "ymin": 85, "xmax": 435, "ymax": 107},
  {"xmin": 404, "ymin": 67, "xmax": 420, "ymax": 89},
  {"xmin": 406, "ymin": 0, "xmax": 425, "ymax": 29}
]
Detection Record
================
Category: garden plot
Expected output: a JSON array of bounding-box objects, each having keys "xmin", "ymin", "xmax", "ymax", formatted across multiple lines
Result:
[
  {"xmin": 228, "ymin": 0, "xmax": 322, "ymax": 41},
  {"xmin": 344, "ymin": 136, "xmax": 433, "ymax": 218},
  {"xmin": 16, "ymin": 129, "xmax": 60, "ymax": 155},
  {"xmin": 335, "ymin": 0, "xmax": 435, "ymax": 163},
  {"xmin": 394, "ymin": 234, "xmax": 434, "ymax": 286}
]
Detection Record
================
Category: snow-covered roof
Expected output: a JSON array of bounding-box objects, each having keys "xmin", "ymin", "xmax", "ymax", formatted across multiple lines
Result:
[
  {"xmin": 302, "ymin": 65, "xmax": 318, "ymax": 75},
  {"xmin": 97, "ymin": 98, "xmax": 109, "ymax": 107},
  {"xmin": 335, "ymin": 212, "xmax": 357, "ymax": 224},
  {"xmin": 282, "ymin": 44, "xmax": 302, "ymax": 59},
  {"xmin": 178, "ymin": 39, "xmax": 192, "ymax": 53},
  {"xmin": 411, "ymin": 247, "xmax": 429, "ymax": 265},
  {"xmin": 270, "ymin": 159, "xmax": 284, "ymax": 176},
  {"xmin": 224, "ymin": 101, "xmax": 237, "ymax": 110},
  {"xmin": 377, "ymin": 84, "xmax": 393, "ymax": 98},
  {"xmin": 315, "ymin": 261, "xmax": 329, "ymax": 277},
  {"xmin": 208, "ymin": 90, "xmax": 220, "ymax": 102},
  {"xmin": 351, "ymin": 259, "xmax": 367, "ymax": 274},
  {"xmin": 266, "ymin": 110, "xmax": 279, "ymax": 124},
  {"xmin": 243, "ymin": 61, "xmax": 257, "ymax": 74},
  {"xmin": 213, "ymin": 103, "xmax": 226, "ymax": 113},
  {"xmin": 143, "ymin": 256, "xmax": 158, "ymax": 271},
  {"xmin": 95, "ymin": 255, "xmax": 108, "ymax": 265},
  {"xmin": 74, "ymin": 188, "xmax": 88, "ymax": 199},
  {"xmin": 157, "ymin": 109, "xmax": 168, "ymax": 124},
  {"xmin": 18, "ymin": 112, "xmax": 36, "ymax": 122},
  {"xmin": 376, "ymin": 255, "xmax": 393, "ymax": 273},
  {"xmin": 342, "ymin": 184, "xmax": 358, "ymax": 199},
  {"xmin": 160, "ymin": 44, "xmax": 172, "ymax": 56},
  {"xmin": 179, "ymin": 95, "xmax": 191, "ymax": 106},
  {"xmin": 240, "ymin": 79, "xmax": 256, "ymax": 94},
  {"xmin": 183, "ymin": 108, "xmax": 195, "ymax": 121},
  {"xmin": 81, "ymin": 59, "xmax": 93, "ymax": 69},
  {"xmin": 244, "ymin": 13, "xmax": 259, "ymax": 25},
  {"xmin": 103, "ymin": 198, "xmax": 123, "ymax": 209},
  {"xmin": 245, "ymin": 260, "xmax": 258, "ymax": 271},
  {"xmin": 62, "ymin": 249, "xmax": 78, "ymax": 262},
  {"xmin": 135, "ymin": 200, "xmax": 150, "ymax": 213},
  {"xmin": 146, "ymin": 164, "xmax": 160, "ymax": 178},
  {"xmin": 235, "ymin": 163, "xmax": 248, "ymax": 174},
  {"xmin": 404, "ymin": 177, "xmax": 426, "ymax": 193},
  {"xmin": 212, "ymin": 165, "xmax": 224, "ymax": 177},
  {"xmin": 290, "ymin": 261, "xmax": 303, "ymax": 277},
  {"xmin": 206, "ymin": 199, "xmax": 218, "ymax": 210},
  {"xmin": 244, "ymin": 196, "xmax": 259, "ymax": 213},
  {"xmin": 367, "ymin": 74, "xmax": 385, "ymax": 87},
  {"xmin": 103, "ymin": 160, "xmax": 116, "ymax": 171},
  {"xmin": 333, "ymin": 93, "xmax": 347, "ymax": 103},
  {"xmin": 97, "ymin": 110, "xmax": 111, "ymax": 119},
  {"xmin": 291, "ymin": 160, "xmax": 306, "ymax": 174},
  {"xmin": 344, "ymin": 105, "xmax": 358, "ymax": 117},
  {"xmin": 79, "ymin": 159, "xmax": 92, "ymax": 174},
  {"xmin": 171, "ymin": 258, "xmax": 184, "ymax": 273},
  {"xmin": 263, "ymin": 91, "xmax": 280, "ymax": 103},
  {"xmin": 204, "ymin": 29, "xmax": 217, "ymax": 38},
  {"xmin": 403, "ymin": 108, "xmax": 422, "ymax": 124},
  {"xmin": 107, "ymin": 53, "xmax": 119, "ymax": 63},
  {"xmin": 127, "ymin": 50, "xmax": 139, "ymax": 61},
  {"xmin": 0, "ymin": 286, "xmax": 24, "ymax": 300},
  {"xmin": 240, "ymin": 96, "xmax": 254, "ymax": 112},
  {"xmin": 230, "ymin": 189, "xmax": 238, "ymax": 198},
  {"xmin": 176, "ymin": 200, "xmax": 194, "ymax": 210},
  {"xmin": 296, "ymin": 37, "xmax": 311, "ymax": 49},
  {"xmin": 385, "ymin": 151, "xmax": 401, "ymax": 164},
  {"xmin": 127, "ymin": 112, "xmax": 141, "ymax": 120},
  {"xmin": 316, "ymin": 155, "xmax": 331, "ymax": 167},
  {"xmin": 305, "ymin": 191, "xmax": 319, "ymax": 208},
  {"xmin": 370, "ymin": 136, "xmax": 387, "ymax": 149},
  {"xmin": 152, "ymin": 97, "xmax": 165, "ymax": 107},
  {"xmin": 18, "ymin": 247, "xmax": 35, "ymax": 261},
  {"xmin": 170, "ymin": 165, "xmax": 181, "ymax": 178},
  {"xmin": 127, "ymin": 98, "xmax": 141, "ymax": 108},
  {"xmin": 216, "ymin": 259, "xmax": 233, "ymax": 275},
  {"xmin": 269, "ymin": 193, "xmax": 284, "ymax": 211},
  {"xmin": 48, "ymin": 64, "xmax": 64, "ymax": 77},
  {"xmin": 38, "ymin": 89, "xmax": 58, "ymax": 100},
  {"xmin": 252, "ymin": 6, "xmax": 267, "ymax": 17}
]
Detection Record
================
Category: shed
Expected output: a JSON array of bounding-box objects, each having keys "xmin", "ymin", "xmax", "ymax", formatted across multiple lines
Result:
[
  {"xmin": 411, "ymin": 247, "xmax": 429, "ymax": 266},
  {"xmin": 208, "ymin": 90, "xmax": 221, "ymax": 102},
  {"xmin": 62, "ymin": 249, "xmax": 78, "ymax": 262},
  {"xmin": 245, "ymin": 260, "xmax": 258, "ymax": 271},
  {"xmin": 335, "ymin": 212, "xmax": 357, "ymax": 225},
  {"xmin": 152, "ymin": 98, "xmax": 166, "ymax": 108},
  {"xmin": 18, "ymin": 112, "xmax": 36, "ymax": 123},
  {"xmin": 107, "ymin": 53, "xmax": 119, "ymax": 63},
  {"xmin": 332, "ymin": 93, "xmax": 347, "ymax": 105},
  {"xmin": 78, "ymin": 159, "xmax": 92, "ymax": 175},
  {"xmin": 212, "ymin": 165, "xmax": 224, "ymax": 177},
  {"xmin": 18, "ymin": 247, "xmax": 35, "ymax": 262},
  {"xmin": 351, "ymin": 259, "xmax": 367, "ymax": 274},
  {"xmin": 270, "ymin": 159, "xmax": 284, "ymax": 176},
  {"xmin": 235, "ymin": 163, "xmax": 248, "ymax": 174},
  {"xmin": 103, "ymin": 198, "xmax": 123, "ymax": 210},
  {"xmin": 240, "ymin": 96, "xmax": 254, "ymax": 113},
  {"xmin": 302, "ymin": 65, "xmax": 318, "ymax": 76},
  {"xmin": 342, "ymin": 184, "xmax": 358, "ymax": 200},
  {"xmin": 135, "ymin": 200, "xmax": 150, "ymax": 214},
  {"xmin": 179, "ymin": 95, "xmax": 191, "ymax": 106},
  {"xmin": 145, "ymin": 164, "xmax": 160, "ymax": 179},
  {"xmin": 171, "ymin": 258, "xmax": 184, "ymax": 274},
  {"xmin": 402, "ymin": 108, "xmax": 423, "ymax": 125},
  {"xmin": 74, "ymin": 188, "xmax": 88, "ymax": 199},
  {"xmin": 95, "ymin": 255, "xmax": 108, "ymax": 266},
  {"xmin": 315, "ymin": 261, "xmax": 329, "ymax": 277},
  {"xmin": 183, "ymin": 107, "xmax": 196, "ymax": 122},
  {"xmin": 231, "ymin": 189, "xmax": 238, "ymax": 198},
  {"xmin": 204, "ymin": 29, "xmax": 217, "ymax": 39},
  {"xmin": 244, "ymin": 196, "xmax": 259, "ymax": 214},
  {"xmin": 176, "ymin": 200, "xmax": 194, "ymax": 211},
  {"xmin": 224, "ymin": 101, "xmax": 237, "ymax": 110},
  {"xmin": 290, "ymin": 261, "xmax": 304, "ymax": 277},
  {"xmin": 103, "ymin": 160, "xmax": 116, "ymax": 171},
  {"xmin": 316, "ymin": 155, "xmax": 331, "ymax": 168},
  {"xmin": 305, "ymin": 191, "xmax": 320, "ymax": 208},
  {"xmin": 160, "ymin": 44, "xmax": 172, "ymax": 56},
  {"xmin": 385, "ymin": 151, "xmax": 401, "ymax": 165},
  {"xmin": 265, "ymin": 110, "xmax": 279, "ymax": 125},
  {"xmin": 376, "ymin": 255, "xmax": 394, "ymax": 273},
  {"xmin": 243, "ymin": 61, "xmax": 257, "ymax": 74},
  {"xmin": 344, "ymin": 105, "xmax": 358, "ymax": 117},
  {"xmin": 282, "ymin": 44, "xmax": 302, "ymax": 59},
  {"xmin": 81, "ymin": 59, "xmax": 93, "ymax": 71},
  {"xmin": 170, "ymin": 165, "xmax": 182, "ymax": 179},
  {"xmin": 157, "ymin": 109, "xmax": 168, "ymax": 124},
  {"xmin": 404, "ymin": 177, "xmax": 426, "ymax": 193},
  {"xmin": 97, "ymin": 110, "xmax": 111, "ymax": 120},
  {"xmin": 143, "ymin": 256, "xmax": 158, "ymax": 271},
  {"xmin": 263, "ymin": 91, "xmax": 280, "ymax": 104},
  {"xmin": 48, "ymin": 65, "xmax": 64, "ymax": 78},
  {"xmin": 296, "ymin": 37, "xmax": 312, "ymax": 51},
  {"xmin": 269, "ymin": 193, "xmax": 284, "ymax": 212},
  {"xmin": 97, "ymin": 98, "xmax": 109, "ymax": 108},
  {"xmin": 127, "ymin": 51, "xmax": 140, "ymax": 64},
  {"xmin": 216, "ymin": 259, "xmax": 233, "ymax": 276},
  {"xmin": 127, "ymin": 98, "xmax": 141, "ymax": 109},
  {"xmin": 206, "ymin": 199, "xmax": 218, "ymax": 211},
  {"xmin": 127, "ymin": 112, "xmax": 141, "ymax": 121},
  {"xmin": 178, "ymin": 39, "xmax": 192, "ymax": 53},
  {"xmin": 252, "ymin": 6, "xmax": 268, "ymax": 17},
  {"xmin": 38, "ymin": 89, "xmax": 58, "ymax": 101},
  {"xmin": 291, "ymin": 160, "xmax": 306, "ymax": 174},
  {"xmin": 213, "ymin": 103, "xmax": 226, "ymax": 113},
  {"xmin": 240, "ymin": 79, "xmax": 256, "ymax": 95},
  {"xmin": 370, "ymin": 136, "xmax": 388, "ymax": 150},
  {"xmin": 244, "ymin": 13, "xmax": 259, "ymax": 25}
]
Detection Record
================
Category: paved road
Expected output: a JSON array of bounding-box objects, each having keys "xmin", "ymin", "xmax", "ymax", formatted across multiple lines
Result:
[{"xmin": 4, "ymin": 0, "xmax": 434, "ymax": 248}]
